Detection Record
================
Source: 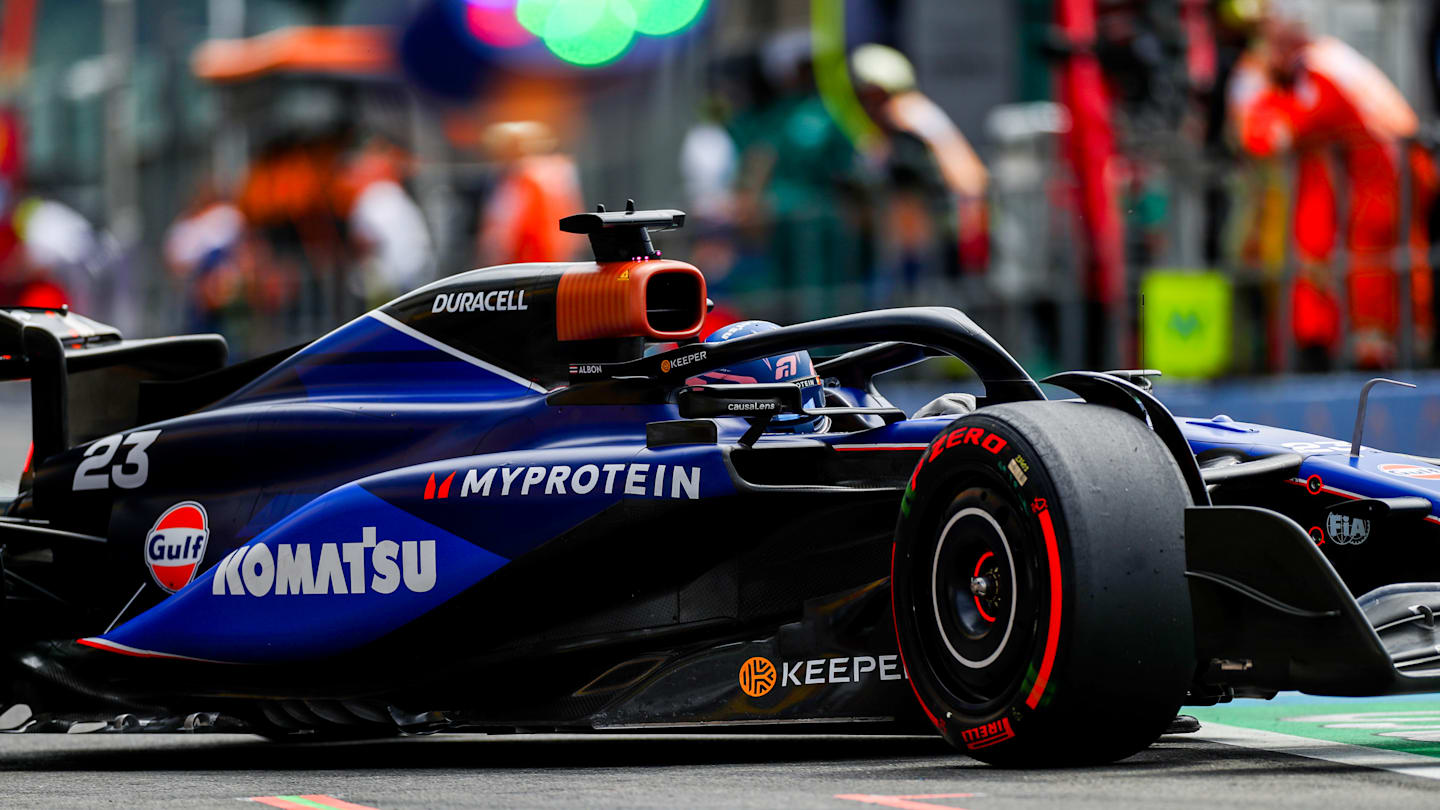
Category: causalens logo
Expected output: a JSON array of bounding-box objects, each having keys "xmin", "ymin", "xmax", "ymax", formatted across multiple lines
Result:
[
  {"xmin": 146, "ymin": 501, "xmax": 210, "ymax": 592},
  {"xmin": 212, "ymin": 527, "xmax": 436, "ymax": 597}
]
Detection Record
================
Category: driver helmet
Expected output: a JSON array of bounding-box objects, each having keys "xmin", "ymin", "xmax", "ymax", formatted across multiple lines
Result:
[{"xmin": 687, "ymin": 320, "xmax": 828, "ymax": 433}]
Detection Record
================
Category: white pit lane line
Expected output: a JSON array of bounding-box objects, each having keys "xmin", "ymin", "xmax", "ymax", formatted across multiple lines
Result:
[{"xmin": 1194, "ymin": 722, "xmax": 1440, "ymax": 780}]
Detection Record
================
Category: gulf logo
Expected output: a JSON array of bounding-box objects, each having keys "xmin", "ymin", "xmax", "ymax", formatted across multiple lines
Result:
[
  {"xmin": 145, "ymin": 501, "xmax": 210, "ymax": 592},
  {"xmin": 1378, "ymin": 463, "xmax": 1440, "ymax": 480}
]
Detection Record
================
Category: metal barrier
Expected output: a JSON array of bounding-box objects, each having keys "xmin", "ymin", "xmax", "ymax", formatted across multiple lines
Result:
[
  {"xmin": 88, "ymin": 113, "xmax": 1440, "ymax": 380},
  {"xmin": 713, "ymin": 128, "xmax": 1440, "ymax": 380}
]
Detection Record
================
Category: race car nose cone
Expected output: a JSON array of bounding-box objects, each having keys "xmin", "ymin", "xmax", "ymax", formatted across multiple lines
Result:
[{"xmin": 970, "ymin": 576, "xmax": 992, "ymax": 597}]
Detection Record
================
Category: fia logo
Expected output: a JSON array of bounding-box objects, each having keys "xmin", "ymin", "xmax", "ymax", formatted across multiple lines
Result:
[{"xmin": 1325, "ymin": 512, "xmax": 1371, "ymax": 545}]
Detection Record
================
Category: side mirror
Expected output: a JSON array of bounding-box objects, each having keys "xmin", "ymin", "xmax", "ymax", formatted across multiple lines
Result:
[{"xmin": 676, "ymin": 383, "xmax": 803, "ymax": 420}]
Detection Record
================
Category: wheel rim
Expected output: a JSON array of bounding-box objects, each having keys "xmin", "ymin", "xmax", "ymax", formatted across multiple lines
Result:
[
  {"xmin": 931, "ymin": 507, "xmax": 1018, "ymax": 669},
  {"xmin": 914, "ymin": 485, "xmax": 1039, "ymax": 708}
]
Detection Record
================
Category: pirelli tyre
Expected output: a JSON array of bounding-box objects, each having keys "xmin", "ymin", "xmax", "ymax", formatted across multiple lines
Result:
[{"xmin": 891, "ymin": 401, "xmax": 1194, "ymax": 766}]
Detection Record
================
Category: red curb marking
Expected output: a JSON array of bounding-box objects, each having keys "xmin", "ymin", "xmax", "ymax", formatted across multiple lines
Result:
[
  {"xmin": 835, "ymin": 793, "xmax": 978, "ymax": 809},
  {"xmin": 247, "ymin": 796, "xmax": 380, "ymax": 810}
]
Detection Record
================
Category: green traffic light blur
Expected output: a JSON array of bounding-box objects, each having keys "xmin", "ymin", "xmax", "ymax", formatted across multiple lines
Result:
[
  {"xmin": 631, "ymin": 0, "xmax": 707, "ymax": 36},
  {"xmin": 515, "ymin": 0, "xmax": 557, "ymax": 37},
  {"xmin": 513, "ymin": 0, "xmax": 707, "ymax": 66},
  {"xmin": 543, "ymin": 0, "xmax": 636, "ymax": 66}
]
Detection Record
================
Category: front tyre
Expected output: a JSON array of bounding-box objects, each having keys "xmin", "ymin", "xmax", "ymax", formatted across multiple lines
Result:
[{"xmin": 892, "ymin": 402, "xmax": 1194, "ymax": 766}]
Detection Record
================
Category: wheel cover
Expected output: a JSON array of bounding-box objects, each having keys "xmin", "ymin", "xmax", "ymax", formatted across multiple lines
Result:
[
  {"xmin": 931, "ymin": 507, "xmax": 1018, "ymax": 669},
  {"xmin": 908, "ymin": 483, "xmax": 1040, "ymax": 710}
]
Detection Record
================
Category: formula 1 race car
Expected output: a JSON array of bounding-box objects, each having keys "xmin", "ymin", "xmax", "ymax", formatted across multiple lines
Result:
[{"xmin": 3, "ymin": 205, "xmax": 1440, "ymax": 766}]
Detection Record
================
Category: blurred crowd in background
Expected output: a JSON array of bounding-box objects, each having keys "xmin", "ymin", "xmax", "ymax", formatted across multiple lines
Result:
[{"xmin": 3, "ymin": 0, "xmax": 1440, "ymax": 381}]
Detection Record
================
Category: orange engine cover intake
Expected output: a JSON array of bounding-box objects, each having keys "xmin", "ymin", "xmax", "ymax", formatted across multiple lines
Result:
[{"xmin": 555, "ymin": 260, "xmax": 707, "ymax": 342}]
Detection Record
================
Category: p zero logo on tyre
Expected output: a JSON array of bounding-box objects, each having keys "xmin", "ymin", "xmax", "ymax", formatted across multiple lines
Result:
[{"xmin": 738, "ymin": 656, "xmax": 777, "ymax": 697}]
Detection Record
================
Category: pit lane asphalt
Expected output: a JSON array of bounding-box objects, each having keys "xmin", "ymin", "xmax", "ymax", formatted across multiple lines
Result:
[{"xmin": 0, "ymin": 731, "xmax": 1435, "ymax": 809}]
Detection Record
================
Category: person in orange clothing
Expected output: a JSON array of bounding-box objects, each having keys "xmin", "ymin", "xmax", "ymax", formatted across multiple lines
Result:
[
  {"xmin": 1230, "ymin": 16, "xmax": 1435, "ymax": 369},
  {"xmin": 477, "ymin": 121, "xmax": 585, "ymax": 266}
]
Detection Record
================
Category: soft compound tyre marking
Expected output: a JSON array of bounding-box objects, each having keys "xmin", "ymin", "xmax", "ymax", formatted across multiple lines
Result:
[
  {"xmin": 1024, "ymin": 505, "xmax": 1062, "ymax": 710},
  {"xmin": 931, "ymin": 508, "xmax": 1016, "ymax": 669}
]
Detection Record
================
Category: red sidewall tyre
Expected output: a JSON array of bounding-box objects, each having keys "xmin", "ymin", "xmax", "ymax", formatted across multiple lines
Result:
[{"xmin": 892, "ymin": 402, "xmax": 1194, "ymax": 766}]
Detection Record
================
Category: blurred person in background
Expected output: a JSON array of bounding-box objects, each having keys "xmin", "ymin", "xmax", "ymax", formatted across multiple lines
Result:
[
  {"xmin": 0, "ymin": 109, "xmax": 58, "ymax": 308},
  {"xmin": 1424, "ymin": 2, "xmax": 1440, "ymax": 362},
  {"xmin": 730, "ymin": 31, "xmax": 863, "ymax": 320},
  {"xmin": 1199, "ymin": 1, "xmax": 1278, "ymax": 373},
  {"xmin": 0, "ymin": 107, "xmax": 34, "ymax": 306},
  {"xmin": 1428, "ymin": 3, "xmax": 1440, "ymax": 128},
  {"xmin": 679, "ymin": 91, "xmax": 744, "ymax": 335},
  {"xmin": 236, "ymin": 132, "xmax": 349, "ymax": 353},
  {"xmin": 0, "ymin": 107, "xmax": 120, "ymax": 316},
  {"xmin": 680, "ymin": 96, "xmax": 738, "ymax": 228},
  {"xmin": 851, "ymin": 42, "xmax": 988, "ymax": 304},
  {"xmin": 13, "ymin": 195, "xmax": 113, "ymax": 316},
  {"xmin": 1230, "ymin": 10, "xmax": 1435, "ymax": 370},
  {"xmin": 163, "ymin": 184, "xmax": 248, "ymax": 336},
  {"xmin": 477, "ymin": 121, "xmax": 583, "ymax": 266},
  {"xmin": 336, "ymin": 136, "xmax": 434, "ymax": 308}
]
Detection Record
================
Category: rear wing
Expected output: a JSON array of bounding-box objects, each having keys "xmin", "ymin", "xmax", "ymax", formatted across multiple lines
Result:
[{"xmin": 0, "ymin": 307, "xmax": 227, "ymax": 466}]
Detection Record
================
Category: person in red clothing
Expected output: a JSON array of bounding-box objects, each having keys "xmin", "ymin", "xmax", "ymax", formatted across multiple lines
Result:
[
  {"xmin": 1230, "ymin": 16, "xmax": 1434, "ymax": 369},
  {"xmin": 0, "ymin": 107, "xmax": 73, "ymax": 309},
  {"xmin": 477, "ymin": 121, "xmax": 585, "ymax": 266}
]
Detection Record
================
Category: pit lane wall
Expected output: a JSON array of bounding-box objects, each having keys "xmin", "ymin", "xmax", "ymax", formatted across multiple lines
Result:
[{"xmin": 888, "ymin": 371, "xmax": 1440, "ymax": 459}]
